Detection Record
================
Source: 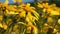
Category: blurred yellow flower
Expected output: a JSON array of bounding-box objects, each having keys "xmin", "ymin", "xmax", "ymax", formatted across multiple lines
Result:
[{"xmin": 37, "ymin": 2, "xmax": 60, "ymax": 16}]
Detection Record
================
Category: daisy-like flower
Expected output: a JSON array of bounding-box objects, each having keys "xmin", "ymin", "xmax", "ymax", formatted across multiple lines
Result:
[{"xmin": 18, "ymin": 3, "xmax": 39, "ymax": 23}]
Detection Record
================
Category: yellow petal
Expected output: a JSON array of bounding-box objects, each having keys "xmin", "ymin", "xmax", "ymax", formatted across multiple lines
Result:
[
  {"xmin": 26, "ymin": 17, "xmax": 32, "ymax": 25},
  {"xmin": 31, "ymin": 10, "xmax": 39, "ymax": 20},
  {"xmin": 0, "ymin": 23, "xmax": 3, "ymax": 28},
  {"xmin": 58, "ymin": 19, "xmax": 60, "ymax": 24},
  {"xmin": 47, "ymin": 17, "xmax": 53, "ymax": 22},
  {"xmin": 26, "ymin": 3, "xmax": 30, "ymax": 7},
  {"xmin": 19, "ymin": 11, "xmax": 26, "ymax": 17},
  {"xmin": 33, "ymin": 26, "xmax": 38, "ymax": 34},
  {"xmin": 50, "ymin": 10, "xmax": 60, "ymax": 15},
  {"xmin": 3, "ymin": 24, "xmax": 7, "ymax": 30},
  {"xmin": 43, "ymin": 8, "xmax": 46, "ymax": 12},
  {"xmin": 37, "ymin": 3, "xmax": 43, "ymax": 8}
]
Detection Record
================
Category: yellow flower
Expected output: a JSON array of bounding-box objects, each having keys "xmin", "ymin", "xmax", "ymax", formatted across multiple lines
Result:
[
  {"xmin": 19, "ymin": 3, "xmax": 39, "ymax": 22},
  {"xmin": 58, "ymin": 19, "xmax": 60, "ymax": 24}
]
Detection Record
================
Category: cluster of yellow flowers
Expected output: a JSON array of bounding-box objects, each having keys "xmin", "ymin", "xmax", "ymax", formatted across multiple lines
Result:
[
  {"xmin": 0, "ymin": 0, "xmax": 60, "ymax": 34},
  {"xmin": 0, "ymin": 1, "xmax": 39, "ymax": 34},
  {"xmin": 38, "ymin": 2, "xmax": 60, "ymax": 15},
  {"xmin": 37, "ymin": 2, "xmax": 60, "ymax": 25}
]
